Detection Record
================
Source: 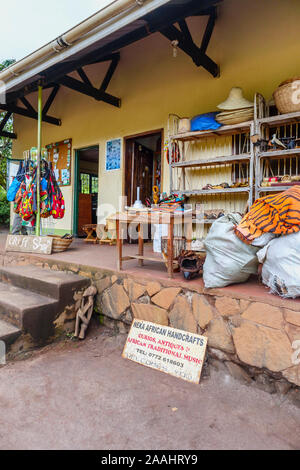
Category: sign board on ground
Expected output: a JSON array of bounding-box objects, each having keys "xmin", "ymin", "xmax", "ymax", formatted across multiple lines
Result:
[
  {"xmin": 122, "ymin": 319, "xmax": 208, "ymax": 383},
  {"xmin": 5, "ymin": 235, "xmax": 53, "ymax": 255}
]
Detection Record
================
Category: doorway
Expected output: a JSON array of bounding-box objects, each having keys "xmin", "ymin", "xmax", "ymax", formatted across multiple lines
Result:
[
  {"xmin": 73, "ymin": 145, "xmax": 99, "ymax": 236},
  {"xmin": 124, "ymin": 130, "xmax": 162, "ymax": 207}
]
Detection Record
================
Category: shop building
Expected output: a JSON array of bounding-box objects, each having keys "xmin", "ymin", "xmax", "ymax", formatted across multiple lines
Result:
[
  {"xmin": 1, "ymin": 0, "xmax": 300, "ymax": 392},
  {"xmin": 2, "ymin": 0, "xmax": 299, "ymax": 236}
]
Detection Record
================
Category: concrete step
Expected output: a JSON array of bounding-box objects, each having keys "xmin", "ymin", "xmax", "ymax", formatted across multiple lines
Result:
[
  {"xmin": 0, "ymin": 265, "xmax": 89, "ymax": 300},
  {"xmin": 0, "ymin": 282, "xmax": 58, "ymax": 341},
  {"xmin": 0, "ymin": 319, "xmax": 21, "ymax": 346}
]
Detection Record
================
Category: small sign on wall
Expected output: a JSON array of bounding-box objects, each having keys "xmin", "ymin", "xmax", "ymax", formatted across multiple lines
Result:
[
  {"xmin": 105, "ymin": 138, "xmax": 121, "ymax": 171},
  {"xmin": 5, "ymin": 235, "xmax": 53, "ymax": 255},
  {"xmin": 122, "ymin": 320, "xmax": 208, "ymax": 383}
]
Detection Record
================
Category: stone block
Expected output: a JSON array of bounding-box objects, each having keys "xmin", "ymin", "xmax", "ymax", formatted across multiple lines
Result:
[
  {"xmin": 242, "ymin": 302, "xmax": 283, "ymax": 329},
  {"xmin": 94, "ymin": 276, "xmax": 111, "ymax": 295},
  {"xmin": 132, "ymin": 303, "xmax": 168, "ymax": 325},
  {"xmin": 208, "ymin": 347, "xmax": 231, "ymax": 362},
  {"xmin": 215, "ymin": 296, "xmax": 240, "ymax": 316},
  {"xmin": 192, "ymin": 294, "xmax": 214, "ymax": 329},
  {"xmin": 285, "ymin": 323, "xmax": 300, "ymax": 344},
  {"xmin": 152, "ymin": 287, "xmax": 180, "ymax": 310},
  {"xmin": 224, "ymin": 361, "xmax": 253, "ymax": 384},
  {"xmin": 284, "ymin": 308, "xmax": 300, "ymax": 327},
  {"xmin": 232, "ymin": 321, "xmax": 293, "ymax": 372},
  {"xmin": 146, "ymin": 281, "xmax": 161, "ymax": 297},
  {"xmin": 240, "ymin": 300, "xmax": 250, "ymax": 311},
  {"xmin": 100, "ymin": 283, "xmax": 130, "ymax": 320},
  {"xmin": 168, "ymin": 296, "xmax": 197, "ymax": 333},
  {"xmin": 123, "ymin": 279, "xmax": 146, "ymax": 301},
  {"xmin": 282, "ymin": 365, "xmax": 300, "ymax": 386},
  {"xmin": 205, "ymin": 317, "xmax": 235, "ymax": 354}
]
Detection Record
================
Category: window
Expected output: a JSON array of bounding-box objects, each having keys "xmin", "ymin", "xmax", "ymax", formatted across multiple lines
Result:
[
  {"xmin": 80, "ymin": 173, "xmax": 90, "ymax": 194},
  {"xmin": 91, "ymin": 175, "xmax": 98, "ymax": 193},
  {"xmin": 80, "ymin": 173, "xmax": 98, "ymax": 194}
]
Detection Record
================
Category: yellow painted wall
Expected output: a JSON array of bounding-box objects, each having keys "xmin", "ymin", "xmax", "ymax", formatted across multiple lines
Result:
[{"xmin": 12, "ymin": 0, "xmax": 300, "ymax": 233}]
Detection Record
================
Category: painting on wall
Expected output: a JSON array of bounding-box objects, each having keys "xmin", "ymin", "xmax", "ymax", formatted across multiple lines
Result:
[{"xmin": 105, "ymin": 138, "xmax": 121, "ymax": 171}]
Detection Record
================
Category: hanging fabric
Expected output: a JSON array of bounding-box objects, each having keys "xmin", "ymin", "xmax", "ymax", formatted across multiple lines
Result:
[{"xmin": 48, "ymin": 163, "xmax": 65, "ymax": 219}]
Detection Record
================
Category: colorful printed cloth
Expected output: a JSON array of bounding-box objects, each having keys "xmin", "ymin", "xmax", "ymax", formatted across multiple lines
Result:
[{"xmin": 235, "ymin": 186, "xmax": 300, "ymax": 244}]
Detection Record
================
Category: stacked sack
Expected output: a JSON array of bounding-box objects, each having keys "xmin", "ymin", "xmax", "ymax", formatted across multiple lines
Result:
[{"xmin": 203, "ymin": 186, "xmax": 300, "ymax": 297}]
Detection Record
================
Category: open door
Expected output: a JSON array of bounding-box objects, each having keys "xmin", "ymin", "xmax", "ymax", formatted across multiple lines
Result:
[
  {"xmin": 124, "ymin": 131, "xmax": 162, "ymax": 207},
  {"xmin": 74, "ymin": 146, "xmax": 99, "ymax": 236}
]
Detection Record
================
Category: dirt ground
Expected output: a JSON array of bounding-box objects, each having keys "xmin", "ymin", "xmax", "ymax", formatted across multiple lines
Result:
[{"xmin": 0, "ymin": 321, "xmax": 299, "ymax": 451}]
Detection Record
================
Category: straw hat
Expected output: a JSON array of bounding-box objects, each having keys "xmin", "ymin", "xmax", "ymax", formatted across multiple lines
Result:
[
  {"xmin": 216, "ymin": 107, "xmax": 254, "ymax": 125},
  {"xmin": 217, "ymin": 87, "xmax": 253, "ymax": 110}
]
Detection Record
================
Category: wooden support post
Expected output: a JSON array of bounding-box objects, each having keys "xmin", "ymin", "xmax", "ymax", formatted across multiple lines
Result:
[
  {"xmin": 167, "ymin": 216, "xmax": 174, "ymax": 279},
  {"xmin": 138, "ymin": 223, "xmax": 144, "ymax": 266},
  {"xmin": 116, "ymin": 219, "xmax": 122, "ymax": 271}
]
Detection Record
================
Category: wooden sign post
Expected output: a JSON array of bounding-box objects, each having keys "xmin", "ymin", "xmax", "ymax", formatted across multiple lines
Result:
[
  {"xmin": 123, "ymin": 320, "xmax": 208, "ymax": 383},
  {"xmin": 5, "ymin": 235, "xmax": 53, "ymax": 255}
]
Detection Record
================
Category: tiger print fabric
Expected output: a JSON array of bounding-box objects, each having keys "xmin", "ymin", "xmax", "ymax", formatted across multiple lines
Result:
[{"xmin": 234, "ymin": 186, "xmax": 300, "ymax": 244}]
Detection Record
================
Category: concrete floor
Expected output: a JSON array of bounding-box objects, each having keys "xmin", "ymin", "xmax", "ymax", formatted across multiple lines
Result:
[{"xmin": 0, "ymin": 323, "xmax": 299, "ymax": 450}]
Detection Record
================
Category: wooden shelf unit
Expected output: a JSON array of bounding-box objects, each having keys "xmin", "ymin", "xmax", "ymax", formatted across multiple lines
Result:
[
  {"xmin": 169, "ymin": 121, "xmax": 255, "ymax": 215},
  {"xmin": 255, "ymin": 111, "xmax": 300, "ymax": 198}
]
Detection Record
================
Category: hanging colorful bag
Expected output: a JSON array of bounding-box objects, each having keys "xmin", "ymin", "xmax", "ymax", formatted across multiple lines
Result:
[
  {"xmin": 49, "ymin": 168, "xmax": 65, "ymax": 219},
  {"xmin": 7, "ymin": 161, "xmax": 25, "ymax": 201},
  {"xmin": 40, "ymin": 188, "xmax": 52, "ymax": 218},
  {"xmin": 13, "ymin": 182, "xmax": 25, "ymax": 214},
  {"xmin": 20, "ymin": 186, "xmax": 34, "ymax": 221}
]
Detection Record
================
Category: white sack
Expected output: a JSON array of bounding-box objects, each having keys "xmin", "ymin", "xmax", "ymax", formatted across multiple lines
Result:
[
  {"xmin": 203, "ymin": 213, "xmax": 259, "ymax": 288},
  {"xmin": 257, "ymin": 231, "xmax": 300, "ymax": 298}
]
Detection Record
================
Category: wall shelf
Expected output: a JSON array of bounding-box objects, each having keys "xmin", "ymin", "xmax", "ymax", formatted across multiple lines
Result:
[
  {"xmin": 169, "ymin": 119, "xmax": 254, "ymax": 226},
  {"xmin": 170, "ymin": 121, "xmax": 252, "ymax": 142},
  {"xmin": 257, "ymin": 111, "xmax": 300, "ymax": 127},
  {"xmin": 171, "ymin": 153, "xmax": 251, "ymax": 168},
  {"xmin": 255, "ymin": 111, "xmax": 300, "ymax": 198},
  {"xmin": 257, "ymin": 148, "xmax": 300, "ymax": 159},
  {"xmin": 173, "ymin": 187, "xmax": 251, "ymax": 196}
]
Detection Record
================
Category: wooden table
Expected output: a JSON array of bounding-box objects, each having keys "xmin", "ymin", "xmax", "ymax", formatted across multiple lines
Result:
[{"xmin": 108, "ymin": 210, "xmax": 193, "ymax": 279}]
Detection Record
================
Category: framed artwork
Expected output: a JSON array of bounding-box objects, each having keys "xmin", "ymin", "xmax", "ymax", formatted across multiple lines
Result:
[{"xmin": 105, "ymin": 138, "xmax": 121, "ymax": 171}]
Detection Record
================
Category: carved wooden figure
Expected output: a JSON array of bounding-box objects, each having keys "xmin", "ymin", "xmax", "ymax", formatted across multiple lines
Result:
[{"xmin": 74, "ymin": 285, "xmax": 97, "ymax": 339}]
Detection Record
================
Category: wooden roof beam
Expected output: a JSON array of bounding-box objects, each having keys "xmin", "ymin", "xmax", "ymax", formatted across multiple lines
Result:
[
  {"xmin": 158, "ymin": 6, "xmax": 219, "ymax": 77},
  {"xmin": 54, "ymin": 54, "xmax": 121, "ymax": 108},
  {"xmin": 0, "ymin": 112, "xmax": 17, "ymax": 139}
]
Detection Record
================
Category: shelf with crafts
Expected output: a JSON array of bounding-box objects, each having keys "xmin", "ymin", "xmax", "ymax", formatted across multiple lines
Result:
[
  {"xmin": 168, "ymin": 99, "xmax": 263, "ymax": 232},
  {"xmin": 169, "ymin": 123, "xmax": 255, "ymax": 199},
  {"xmin": 167, "ymin": 90, "xmax": 268, "ymax": 232},
  {"xmin": 255, "ymin": 110, "xmax": 300, "ymax": 198}
]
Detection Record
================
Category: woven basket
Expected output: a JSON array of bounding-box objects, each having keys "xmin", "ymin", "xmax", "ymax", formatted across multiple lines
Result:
[
  {"xmin": 273, "ymin": 80, "xmax": 300, "ymax": 114},
  {"xmin": 49, "ymin": 235, "xmax": 73, "ymax": 253}
]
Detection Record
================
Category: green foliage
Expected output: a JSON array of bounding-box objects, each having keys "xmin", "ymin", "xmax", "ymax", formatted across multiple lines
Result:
[
  {"xmin": 0, "ymin": 186, "xmax": 10, "ymax": 226},
  {"xmin": 0, "ymin": 58, "xmax": 16, "ymax": 192}
]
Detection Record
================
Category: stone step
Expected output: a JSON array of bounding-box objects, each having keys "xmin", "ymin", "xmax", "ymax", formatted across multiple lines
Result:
[
  {"xmin": 0, "ymin": 281, "xmax": 58, "ymax": 341},
  {"xmin": 0, "ymin": 265, "xmax": 89, "ymax": 300},
  {"xmin": 0, "ymin": 319, "xmax": 21, "ymax": 346}
]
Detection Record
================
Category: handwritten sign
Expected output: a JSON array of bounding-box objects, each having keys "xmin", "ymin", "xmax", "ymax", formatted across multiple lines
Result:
[
  {"xmin": 122, "ymin": 320, "xmax": 207, "ymax": 383},
  {"xmin": 5, "ymin": 235, "xmax": 53, "ymax": 255}
]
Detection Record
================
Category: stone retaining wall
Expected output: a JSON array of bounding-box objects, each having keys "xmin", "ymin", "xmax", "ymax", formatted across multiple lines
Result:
[{"xmin": 1, "ymin": 251, "xmax": 300, "ymax": 396}]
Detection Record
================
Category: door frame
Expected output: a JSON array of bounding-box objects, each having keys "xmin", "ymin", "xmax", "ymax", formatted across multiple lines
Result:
[
  {"xmin": 122, "ymin": 128, "xmax": 164, "ymax": 205},
  {"xmin": 73, "ymin": 145, "xmax": 99, "ymax": 236}
]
